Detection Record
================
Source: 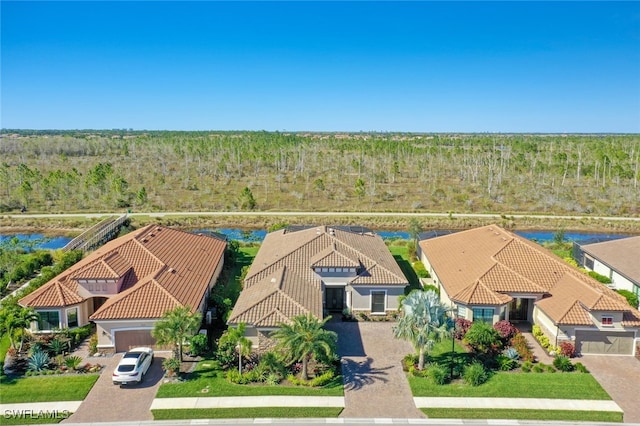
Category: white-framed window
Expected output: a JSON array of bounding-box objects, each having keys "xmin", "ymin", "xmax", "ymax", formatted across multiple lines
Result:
[
  {"xmin": 472, "ymin": 307, "xmax": 494, "ymax": 323},
  {"xmin": 370, "ymin": 290, "xmax": 386, "ymax": 314},
  {"xmin": 457, "ymin": 306, "xmax": 467, "ymax": 318},
  {"xmin": 37, "ymin": 310, "xmax": 60, "ymax": 331},
  {"xmin": 66, "ymin": 307, "xmax": 79, "ymax": 328},
  {"xmin": 601, "ymin": 316, "xmax": 613, "ymax": 326},
  {"xmin": 329, "ymin": 268, "xmax": 335, "ymax": 272}
]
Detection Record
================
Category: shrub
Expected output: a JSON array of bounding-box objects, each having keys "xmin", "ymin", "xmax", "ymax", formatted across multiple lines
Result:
[
  {"xmin": 226, "ymin": 369, "xmax": 249, "ymax": 384},
  {"xmin": 545, "ymin": 364, "xmax": 556, "ymax": 373},
  {"xmin": 531, "ymin": 324, "xmax": 544, "ymax": 337},
  {"xmin": 423, "ymin": 284, "xmax": 439, "ymax": 295},
  {"xmin": 464, "ymin": 321, "xmax": 502, "ymax": 354},
  {"xmin": 287, "ymin": 370, "xmax": 335, "ymax": 387},
  {"xmin": 454, "ymin": 318, "xmax": 472, "ymax": 340},
  {"xmin": 559, "ymin": 341, "xmax": 575, "ymax": 358},
  {"xmin": 496, "ymin": 355, "xmax": 518, "ymax": 371},
  {"xmin": 588, "ymin": 271, "xmax": 612, "ymax": 284},
  {"xmin": 189, "ymin": 333, "xmax": 208, "ymax": 356},
  {"xmin": 553, "ymin": 355, "xmax": 574, "ymax": 372},
  {"xmin": 48, "ymin": 338, "xmax": 68, "ymax": 356},
  {"xmin": 413, "ymin": 261, "xmax": 429, "ymax": 278},
  {"xmin": 493, "ymin": 320, "xmax": 518, "ymax": 341},
  {"xmin": 574, "ymin": 362, "xmax": 589, "ymax": 373},
  {"xmin": 532, "ymin": 363, "xmax": 546, "ymax": 373},
  {"xmin": 509, "ymin": 333, "xmax": 534, "ymax": 362},
  {"xmin": 617, "ymin": 289, "xmax": 639, "ymax": 308},
  {"xmin": 256, "ymin": 352, "xmax": 286, "ymax": 379},
  {"xmin": 463, "ymin": 362, "xmax": 488, "ymax": 386},
  {"xmin": 504, "ymin": 348, "xmax": 519, "ymax": 360},
  {"xmin": 265, "ymin": 372, "xmax": 280, "ymax": 385},
  {"xmin": 521, "ymin": 360, "xmax": 533, "ymax": 373},
  {"xmin": 64, "ymin": 355, "xmax": 83, "ymax": 370},
  {"xmin": 88, "ymin": 333, "xmax": 98, "ymax": 355},
  {"xmin": 402, "ymin": 353, "xmax": 419, "ymax": 371},
  {"xmin": 163, "ymin": 357, "xmax": 181, "ymax": 376},
  {"xmin": 426, "ymin": 363, "xmax": 448, "ymax": 384},
  {"xmin": 537, "ymin": 335, "xmax": 550, "ymax": 349},
  {"xmin": 28, "ymin": 350, "xmax": 50, "ymax": 372}
]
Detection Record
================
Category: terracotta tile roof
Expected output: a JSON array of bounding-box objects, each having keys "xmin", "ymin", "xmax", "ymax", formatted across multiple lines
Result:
[
  {"xmin": 18, "ymin": 281, "xmax": 83, "ymax": 307},
  {"xmin": 622, "ymin": 311, "xmax": 640, "ymax": 327},
  {"xmin": 229, "ymin": 226, "xmax": 407, "ymax": 326},
  {"xmin": 419, "ymin": 224, "xmax": 640, "ymax": 327},
  {"xmin": 452, "ymin": 281, "xmax": 512, "ymax": 305},
  {"xmin": 580, "ymin": 236, "xmax": 640, "ymax": 284},
  {"xmin": 20, "ymin": 225, "xmax": 226, "ymax": 320}
]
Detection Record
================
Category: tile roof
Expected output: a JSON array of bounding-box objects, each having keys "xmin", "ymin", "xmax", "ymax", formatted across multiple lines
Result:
[
  {"xmin": 20, "ymin": 225, "xmax": 226, "ymax": 320},
  {"xmin": 229, "ymin": 226, "xmax": 407, "ymax": 327},
  {"xmin": 580, "ymin": 235, "xmax": 640, "ymax": 285},
  {"xmin": 419, "ymin": 224, "xmax": 640, "ymax": 327}
]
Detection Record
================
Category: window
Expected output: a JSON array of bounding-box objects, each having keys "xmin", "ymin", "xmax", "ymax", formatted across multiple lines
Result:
[
  {"xmin": 457, "ymin": 306, "xmax": 467, "ymax": 318},
  {"xmin": 472, "ymin": 307, "xmax": 494, "ymax": 323},
  {"xmin": 37, "ymin": 311, "xmax": 60, "ymax": 331},
  {"xmin": 601, "ymin": 316, "xmax": 613, "ymax": 326},
  {"xmin": 584, "ymin": 256, "xmax": 594, "ymax": 270},
  {"xmin": 371, "ymin": 291, "xmax": 386, "ymax": 314},
  {"xmin": 66, "ymin": 307, "xmax": 78, "ymax": 328}
]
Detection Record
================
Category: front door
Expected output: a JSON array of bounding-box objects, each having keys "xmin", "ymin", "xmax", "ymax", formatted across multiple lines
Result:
[
  {"xmin": 508, "ymin": 298, "xmax": 530, "ymax": 321},
  {"xmin": 325, "ymin": 287, "xmax": 344, "ymax": 312}
]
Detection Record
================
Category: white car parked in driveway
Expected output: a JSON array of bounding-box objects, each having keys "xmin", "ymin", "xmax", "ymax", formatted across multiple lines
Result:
[{"xmin": 112, "ymin": 347, "xmax": 154, "ymax": 385}]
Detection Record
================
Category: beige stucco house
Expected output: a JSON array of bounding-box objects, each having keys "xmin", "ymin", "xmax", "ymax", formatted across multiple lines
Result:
[
  {"xmin": 19, "ymin": 225, "xmax": 226, "ymax": 353},
  {"xmin": 418, "ymin": 224, "xmax": 640, "ymax": 356},
  {"xmin": 228, "ymin": 226, "xmax": 408, "ymax": 348}
]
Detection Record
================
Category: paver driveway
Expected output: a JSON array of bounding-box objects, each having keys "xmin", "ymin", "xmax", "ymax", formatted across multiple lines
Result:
[
  {"xmin": 63, "ymin": 352, "xmax": 168, "ymax": 423},
  {"xmin": 577, "ymin": 355, "xmax": 640, "ymax": 423},
  {"xmin": 327, "ymin": 321, "xmax": 425, "ymax": 418}
]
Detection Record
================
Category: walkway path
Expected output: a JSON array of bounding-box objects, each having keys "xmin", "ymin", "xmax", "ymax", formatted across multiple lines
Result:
[
  {"xmin": 151, "ymin": 396, "xmax": 344, "ymax": 410},
  {"xmin": 414, "ymin": 397, "xmax": 622, "ymax": 412},
  {"xmin": 327, "ymin": 321, "xmax": 425, "ymax": 418}
]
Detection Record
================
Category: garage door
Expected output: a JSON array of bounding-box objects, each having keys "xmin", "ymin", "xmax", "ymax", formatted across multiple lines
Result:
[
  {"xmin": 575, "ymin": 330, "xmax": 634, "ymax": 355},
  {"xmin": 115, "ymin": 329, "xmax": 155, "ymax": 353}
]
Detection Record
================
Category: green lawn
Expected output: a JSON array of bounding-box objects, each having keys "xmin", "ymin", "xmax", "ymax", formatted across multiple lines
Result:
[
  {"xmin": 387, "ymin": 242, "xmax": 422, "ymax": 293},
  {"xmin": 422, "ymin": 408, "xmax": 622, "ymax": 423},
  {"xmin": 409, "ymin": 371, "xmax": 611, "ymax": 400},
  {"xmin": 152, "ymin": 407, "xmax": 343, "ymax": 420},
  {"xmin": 0, "ymin": 374, "xmax": 100, "ymax": 403},
  {"xmin": 156, "ymin": 359, "xmax": 344, "ymax": 398}
]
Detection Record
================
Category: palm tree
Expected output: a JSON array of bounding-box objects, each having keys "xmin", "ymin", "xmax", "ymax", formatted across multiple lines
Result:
[
  {"xmin": 393, "ymin": 289, "xmax": 451, "ymax": 370},
  {"xmin": 218, "ymin": 323, "xmax": 252, "ymax": 373},
  {"xmin": 272, "ymin": 314, "xmax": 337, "ymax": 381},
  {"xmin": 0, "ymin": 305, "xmax": 39, "ymax": 352},
  {"xmin": 152, "ymin": 306, "xmax": 202, "ymax": 362}
]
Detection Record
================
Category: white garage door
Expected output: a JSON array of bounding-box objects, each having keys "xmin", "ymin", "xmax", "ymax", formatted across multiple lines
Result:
[
  {"xmin": 114, "ymin": 329, "xmax": 156, "ymax": 353},
  {"xmin": 575, "ymin": 330, "xmax": 634, "ymax": 355}
]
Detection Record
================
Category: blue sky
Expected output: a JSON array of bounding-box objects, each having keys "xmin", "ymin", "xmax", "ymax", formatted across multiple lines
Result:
[{"xmin": 1, "ymin": 1, "xmax": 639, "ymax": 132}]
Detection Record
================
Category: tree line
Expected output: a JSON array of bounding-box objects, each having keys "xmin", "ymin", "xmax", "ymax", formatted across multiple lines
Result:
[{"xmin": 0, "ymin": 131, "xmax": 638, "ymax": 216}]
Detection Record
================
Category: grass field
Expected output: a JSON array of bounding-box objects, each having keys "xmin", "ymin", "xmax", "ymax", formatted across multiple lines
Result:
[
  {"xmin": 152, "ymin": 407, "xmax": 343, "ymax": 420},
  {"xmin": 409, "ymin": 371, "xmax": 610, "ymax": 400},
  {"xmin": 0, "ymin": 374, "xmax": 100, "ymax": 403},
  {"xmin": 156, "ymin": 359, "xmax": 343, "ymax": 398},
  {"xmin": 421, "ymin": 408, "xmax": 622, "ymax": 422}
]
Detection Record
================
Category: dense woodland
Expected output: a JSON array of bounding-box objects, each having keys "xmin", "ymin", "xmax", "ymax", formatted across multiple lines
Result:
[{"xmin": 1, "ymin": 131, "xmax": 639, "ymax": 216}]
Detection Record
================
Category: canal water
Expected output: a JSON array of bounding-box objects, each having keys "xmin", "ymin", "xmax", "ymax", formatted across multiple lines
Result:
[{"xmin": 1, "ymin": 228, "xmax": 635, "ymax": 250}]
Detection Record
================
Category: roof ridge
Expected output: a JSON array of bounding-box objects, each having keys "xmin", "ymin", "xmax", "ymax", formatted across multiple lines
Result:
[
  {"xmin": 484, "ymin": 253, "xmax": 549, "ymax": 293},
  {"xmin": 54, "ymin": 282, "xmax": 65, "ymax": 306},
  {"xmin": 245, "ymin": 232, "xmax": 325, "ymax": 282}
]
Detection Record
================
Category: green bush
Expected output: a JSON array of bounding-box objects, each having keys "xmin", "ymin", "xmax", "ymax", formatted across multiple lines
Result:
[
  {"xmin": 402, "ymin": 353, "xmax": 419, "ymax": 371},
  {"xmin": 531, "ymin": 324, "xmax": 543, "ymax": 337},
  {"xmin": 588, "ymin": 271, "xmax": 612, "ymax": 284},
  {"xmin": 413, "ymin": 261, "xmax": 430, "ymax": 278},
  {"xmin": 423, "ymin": 284, "xmax": 439, "ymax": 295},
  {"xmin": 426, "ymin": 363, "xmax": 448, "ymax": 384},
  {"xmin": 226, "ymin": 369, "xmax": 248, "ymax": 384},
  {"xmin": 463, "ymin": 321, "xmax": 502, "ymax": 354},
  {"xmin": 163, "ymin": 357, "xmax": 181, "ymax": 375},
  {"xmin": 64, "ymin": 355, "xmax": 83, "ymax": 370},
  {"xmin": 532, "ymin": 363, "xmax": 546, "ymax": 373},
  {"xmin": 521, "ymin": 360, "xmax": 533, "ymax": 373},
  {"xmin": 617, "ymin": 289, "xmax": 639, "ymax": 308},
  {"xmin": 287, "ymin": 370, "xmax": 335, "ymax": 387},
  {"xmin": 189, "ymin": 333, "xmax": 209, "ymax": 356},
  {"xmin": 553, "ymin": 355, "xmax": 574, "ymax": 372},
  {"xmin": 463, "ymin": 362, "xmax": 488, "ymax": 386},
  {"xmin": 496, "ymin": 355, "xmax": 518, "ymax": 371}
]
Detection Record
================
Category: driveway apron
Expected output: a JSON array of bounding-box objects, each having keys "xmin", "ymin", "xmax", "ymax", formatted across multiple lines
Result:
[
  {"xmin": 63, "ymin": 352, "xmax": 167, "ymax": 423},
  {"xmin": 577, "ymin": 355, "xmax": 640, "ymax": 423},
  {"xmin": 328, "ymin": 321, "xmax": 425, "ymax": 418}
]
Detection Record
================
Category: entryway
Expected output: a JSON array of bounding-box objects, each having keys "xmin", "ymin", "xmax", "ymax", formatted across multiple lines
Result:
[{"xmin": 325, "ymin": 287, "xmax": 344, "ymax": 312}]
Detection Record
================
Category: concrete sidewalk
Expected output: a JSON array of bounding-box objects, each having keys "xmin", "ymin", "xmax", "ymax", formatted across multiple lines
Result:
[
  {"xmin": 414, "ymin": 397, "xmax": 623, "ymax": 412},
  {"xmin": 0, "ymin": 401, "xmax": 82, "ymax": 412},
  {"xmin": 150, "ymin": 396, "xmax": 345, "ymax": 409}
]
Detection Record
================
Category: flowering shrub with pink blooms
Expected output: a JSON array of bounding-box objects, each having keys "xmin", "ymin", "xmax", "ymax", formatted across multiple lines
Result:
[{"xmin": 454, "ymin": 318, "xmax": 472, "ymax": 340}]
